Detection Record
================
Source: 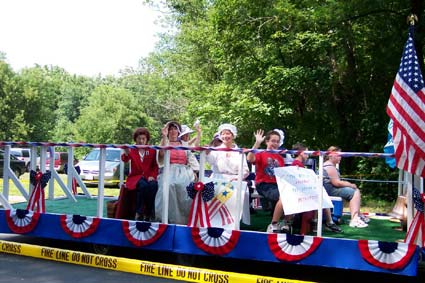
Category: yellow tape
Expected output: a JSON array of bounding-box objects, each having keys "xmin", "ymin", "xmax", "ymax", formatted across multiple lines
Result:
[{"xmin": 0, "ymin": 240, "xmax": 314, "ymax": 283}]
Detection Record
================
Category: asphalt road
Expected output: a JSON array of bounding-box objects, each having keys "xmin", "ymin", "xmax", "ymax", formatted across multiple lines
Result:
[
  {"xmin": 0, "ymin": 234, "xmax": 179, "ymax": 283},
  {"xmin": 0, "ymin": 253, "xmax": 177, "ymax": 283}
]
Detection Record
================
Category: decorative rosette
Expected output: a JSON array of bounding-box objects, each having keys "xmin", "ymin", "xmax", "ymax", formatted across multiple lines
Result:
[
  {"xmin": 6, "ymin": 209, "xmax": 40, "ymax": 234},
  {"xmin": 122, "ymin": 220, "xmax": 167, "ymax": 247},
  {"xmin": 27, "ymin": 170, "xmax": 51, "ymax": 213},
  {"xmin": 29, "ymin": 170, "xmax": 51, "ymax": 188},
  {"xmin": 192, "ymin": 227, "xmax": 240, "ymax": 256},
  {"xmin": 186, "ymin": 181, "xmax": 215, "ymax": 227},
  {"xmin": 358, "ymin": 240, "xmax": 417, "ymax": 270},
  {"xmin": 60, "ymin": 214, "xmax": 100, "ymax": 238},
  {"xmin": 268, "ymin": 233, "xmax": 323, "ymax": 262}
]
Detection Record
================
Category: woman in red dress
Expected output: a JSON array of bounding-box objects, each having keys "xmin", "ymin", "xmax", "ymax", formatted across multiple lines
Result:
[{"xmin": 121, "ymin": 127, "xmax": 159, "ymax": 221}]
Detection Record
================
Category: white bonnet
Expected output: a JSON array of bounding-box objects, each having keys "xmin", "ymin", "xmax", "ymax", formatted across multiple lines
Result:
[
  {"xmin": 273, "ymin": 129, "xmax": 285, "ymax": 147},
  {"xmin": 178, "ymin": 125, "xmax": 194, "ymax": 138},
  {"xmin": 218, "ymin": 123, "xmax": 237, "ymax": 138}
]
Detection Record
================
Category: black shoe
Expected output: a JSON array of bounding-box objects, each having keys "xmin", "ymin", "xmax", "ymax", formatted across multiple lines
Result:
[{"xmin": 325, "ymin": 222, "xmax": 343, "ymax": 233}]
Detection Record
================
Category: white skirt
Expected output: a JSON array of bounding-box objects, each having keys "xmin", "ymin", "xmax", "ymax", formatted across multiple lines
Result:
[{"xmin": 155, "ymin": 164, "xmax": 195, "ymax": 224}]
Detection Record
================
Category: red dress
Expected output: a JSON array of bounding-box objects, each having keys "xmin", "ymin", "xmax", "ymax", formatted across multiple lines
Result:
[
  {"xmin": 115, "ymin": 147, "xmax": 158, "ymax": 220},
  {"xmin": 121, "ymin": 148, "xmax": 158, "ymax": 190}
]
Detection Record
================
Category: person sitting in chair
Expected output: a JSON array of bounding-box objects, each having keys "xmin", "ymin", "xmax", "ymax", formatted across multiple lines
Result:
[{"xmin": 121, "ymin": 127, "xmax": 159, "ymax": 221}]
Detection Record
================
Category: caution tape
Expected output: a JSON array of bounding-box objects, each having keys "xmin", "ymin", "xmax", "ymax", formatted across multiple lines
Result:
[{"xmin": 0, "ymin": 240, "xmax": 314, "ymax": 283}]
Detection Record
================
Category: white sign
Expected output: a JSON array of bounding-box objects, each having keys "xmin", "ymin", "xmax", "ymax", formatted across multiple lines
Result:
[{"xmin": 274, "ymin": 166, "xmax": 333, "ymax": 215}]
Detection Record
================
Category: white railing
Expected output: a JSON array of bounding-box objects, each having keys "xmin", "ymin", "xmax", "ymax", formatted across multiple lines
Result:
[{"xmin": 1, "ymin": 142, "xmax": 414, "ymax": 234}]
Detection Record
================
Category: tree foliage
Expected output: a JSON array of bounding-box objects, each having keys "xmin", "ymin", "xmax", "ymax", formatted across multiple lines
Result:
[{"xmin": 1, "ymin": 0, "xmax": 423, "ymax": 184}]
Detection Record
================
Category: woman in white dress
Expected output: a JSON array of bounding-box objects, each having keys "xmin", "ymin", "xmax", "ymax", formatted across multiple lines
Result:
[
  {"xmin": 206, "ymin": 123, "xmax": 250, "ymax": 181},
  {"xmin": 206, "ymin": 123, "xmax": 250, "ymax": 227},
  {"xmin": 155, "ymin": 121, "xmax": 199, "ymax": 224}
]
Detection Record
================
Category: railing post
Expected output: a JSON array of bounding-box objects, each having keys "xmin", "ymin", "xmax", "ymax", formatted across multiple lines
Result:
[
  {"xmin": 199, "ymin": 151, "xmax": 206, "ymax": 183},
  {"xmin": 2, "ymin": 145, "xmax": 10, "ymax": 201},
  {"xmin": 161, "ymin": 150, "xmax": 171, "ymax": 224},
  {"xmin": 317, "ymin": 153, "xmax": 324, "ymax": 237},
  {"xmin": 119, "ymin": 148, "xmax": 125, "ymax": 188},
  {"xmin": 97, "ymin": 148, "xmax": 106, "ymax": 217},
  {"xmin": 48, "ymin": 146, "xmax": 55, "ymax": 199},
  {"xmin": 234, "ymin": 151, "xmax": 244, "ymax": 230}
]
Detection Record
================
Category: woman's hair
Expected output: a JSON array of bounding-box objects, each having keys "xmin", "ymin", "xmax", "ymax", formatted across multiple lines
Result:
[
  {"xmin": 167, "ymin": 121, "xmax": 182, "ymax": 133},
  {"xmin": 133, "ymin": 127, "xmax": 150, "ymax": 142},
  {"xmin": 209, "ymin": 137, "xmax": 223, "ymax": 147},
  {"xmin": 265, "ymin": 130, "xmax": 281, "ymax": 142},
  {"xmin": 325, "ymin": 145, "xmax": 341, "ymax": 160}
]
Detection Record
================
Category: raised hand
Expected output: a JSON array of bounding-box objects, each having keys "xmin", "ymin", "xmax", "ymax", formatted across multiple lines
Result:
[{"xmin": 254, "ymin": 129, "xmax": 265, "ymax": 146}]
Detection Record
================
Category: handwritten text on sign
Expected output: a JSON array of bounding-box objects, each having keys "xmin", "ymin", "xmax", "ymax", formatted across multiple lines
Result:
[{"xmin": 274, "ymin": 166, "xmax": 333, "ymax": 215}]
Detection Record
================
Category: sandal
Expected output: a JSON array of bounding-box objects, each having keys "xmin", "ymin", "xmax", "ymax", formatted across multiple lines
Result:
[{"xmin": 349, "ymin": 218, "xmax": 368, "ymax": 228}]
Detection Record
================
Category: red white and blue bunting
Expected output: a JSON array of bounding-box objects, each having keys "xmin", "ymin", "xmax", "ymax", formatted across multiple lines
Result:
[
  {"xmin": 358, "ymin": 240, "xmax": 417, "ymax": 270},
  {"xmin": 27, "ymin": 170, "xmax": 51, "ymax": 213},
  {"xmin": 192, "ymin": 227, "xmax": 240, "ymax": 256},
  {"xmin": 5, "ymin": 209, "xmax": 40, "ymax": 234},
  {"xmin": 122, "ymin": 220, "xmax": 167, "ymax": 247},
  {"xmin": 187, "ymin": 181, "xmax": 215, "ymax": 227},
  {"xmin": 405, "ymin": 187, "xmax": 425, "ymax": 247},
  {"xmin": 60, "ymin": 214, "xmax": 100, "ymax": 238},
  {"xmin": 268, "ymin": 233, "xmax": 323, "ymax": 262}
]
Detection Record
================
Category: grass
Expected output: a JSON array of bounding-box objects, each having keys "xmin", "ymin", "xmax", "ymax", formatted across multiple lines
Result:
[{"xmin": 241, "ymin": 209, "xmax": 406, "ymax": 242}]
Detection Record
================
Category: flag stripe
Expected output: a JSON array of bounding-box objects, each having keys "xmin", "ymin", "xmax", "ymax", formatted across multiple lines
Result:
[
  {"xmin": 389, "ymin": 78, "xmax": 425, "ymax": 150},
  {"xmin": 386, "ymin": 27, "xmax": 425, "ymax": 177}
]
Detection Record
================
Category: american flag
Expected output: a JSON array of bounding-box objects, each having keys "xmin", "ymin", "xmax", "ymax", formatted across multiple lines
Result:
[
  {"xmin": 386, "ymin": 27, "xmax": 425, "ymax": 177},
  {"xmin": 208, "ymin": 182, "xmax": 234, "ymax": 225}
]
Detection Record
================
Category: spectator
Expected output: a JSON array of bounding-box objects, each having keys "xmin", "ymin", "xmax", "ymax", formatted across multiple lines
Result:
[
  {"xmin": 121, "ymin": 127, "xmax": 158, "ymax": 221},
  {"xmin": 323, "ymin": 146, "xmax": 369, "ymax": 228}
]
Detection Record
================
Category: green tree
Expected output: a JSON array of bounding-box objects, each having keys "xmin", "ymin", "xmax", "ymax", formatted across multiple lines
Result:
[
  {"xmin": 18, "ymin": 65, "xmax": 68, "ymax": 141},
  {"xmin": 75, "ymin": 85, "xmax": 154, "ymax": 144},
  {"xmin": 152, "ymin": 0, "xmax": 417, "ymax": 154},
  {"xmin": 53, "ymin": 75, "xmax": 97, "ymax": 142},
  {"xmin": 0, "ymin": 59, "xmax": 28, "ymax": 140}
]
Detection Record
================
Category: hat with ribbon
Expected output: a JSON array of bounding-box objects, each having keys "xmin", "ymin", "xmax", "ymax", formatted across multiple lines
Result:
[{"xmin": 273, "ymin": 128, "xmax": 285, "ymax": 147}]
